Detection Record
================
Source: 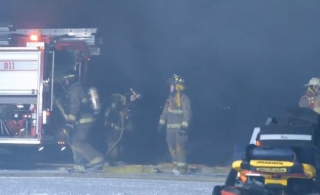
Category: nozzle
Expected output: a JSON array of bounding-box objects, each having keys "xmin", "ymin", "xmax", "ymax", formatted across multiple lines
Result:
[
  {"xmin": 130, "ymin": 88, "xmax": 142, "ymax": 99},
  {"xmin": 130, "ymin": 88, "xmax": 136, "ymax": 95}
]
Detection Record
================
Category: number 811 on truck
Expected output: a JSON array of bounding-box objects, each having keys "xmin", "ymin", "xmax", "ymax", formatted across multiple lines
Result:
[{"xmin": 0, "ymin": 23, "xmax": 101, "ymax": 154}]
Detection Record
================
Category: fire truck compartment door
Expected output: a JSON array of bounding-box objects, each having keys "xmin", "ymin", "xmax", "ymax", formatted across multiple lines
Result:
[{"xmin": 0, "ymin": 49, "xmax": 41, "ymax": 95}]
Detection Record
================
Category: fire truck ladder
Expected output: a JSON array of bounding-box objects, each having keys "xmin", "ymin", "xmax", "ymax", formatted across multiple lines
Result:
[{"xmin": 0, "ymin": 26, "xmax": 101, "ymax": 55}]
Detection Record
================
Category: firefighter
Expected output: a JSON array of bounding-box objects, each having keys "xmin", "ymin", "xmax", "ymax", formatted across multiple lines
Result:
[
  {"xmin": 104, "ymin": 89, "xmax": 141, "ymax": 166},
  {"xmin": 157, "ymin": 74, "xmax": 192, "ymax": 174},
  {"xmin": 299, "ymin": 77, "xmax": 320, "ymax": 113},
  {"xmin": 57, "ymin": 70, "xmax": 104, "ymax": 173}
]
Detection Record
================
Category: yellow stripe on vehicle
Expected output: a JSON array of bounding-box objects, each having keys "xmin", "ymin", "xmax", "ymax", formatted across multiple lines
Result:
[
  {"xmin": 232, "ymin": 160, "xmax": 242, "ymax": 171},
  {"xmin": 250, "ymin": 160, "xmax": 294, "ymax": 167}
]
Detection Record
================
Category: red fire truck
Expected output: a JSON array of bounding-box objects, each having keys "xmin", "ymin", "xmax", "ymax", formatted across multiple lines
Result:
[{"xmin": 0, "ymin": 23, "xmax": 101, "ymax": 154}]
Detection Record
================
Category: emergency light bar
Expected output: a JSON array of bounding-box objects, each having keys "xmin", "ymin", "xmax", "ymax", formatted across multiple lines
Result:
[
  {"xmin": 0, "ymin": 27, "xmax": 101, "ymax": 55},
  {"xmin": 29, "ymin": 34, "xmax": 39, "ymax": 41},
  {"xmin": 0, "ymin": 22, "xmax": 13, "ymax": 46},
  {"xmin": 0, "ymin": 22, "xmax": 14, "ymax": 32},
  {"xmin": 14, "ymin": 28, "xmax": 97, "ymax": 36},
  {"xmin": 14, "ymin": 28, "xmax": 101, "ymax": 55}
]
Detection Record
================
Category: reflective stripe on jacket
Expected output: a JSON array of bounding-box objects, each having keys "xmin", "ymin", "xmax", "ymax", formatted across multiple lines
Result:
[
  {"xmin": 159, "ymin": 93, "xmax": 192, "ymax": 130},
  {"xmin": 299, "ymin": 93, "xmax": 315, "ymax": 109},
  {"xmin": 56, "ymin": 82, "xmax": 94, "ymax": 124},
  {"xmin": 313, "ymin": 93, "xmax": 320, "ymax": 114},
  {"xmin": 104, "ymin": 94, "xmax": 132, "ymax": 131}
]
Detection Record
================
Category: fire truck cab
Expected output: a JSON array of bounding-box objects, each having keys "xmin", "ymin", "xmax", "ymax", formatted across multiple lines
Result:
[{"xmin": 0, "ymin": 23, "xmax": 101, "ymax": 153}]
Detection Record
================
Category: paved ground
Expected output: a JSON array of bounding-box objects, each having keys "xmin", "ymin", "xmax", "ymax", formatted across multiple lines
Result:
[
  {"xmin": 0, "ymin": 155, "xmax": 225, "ymax": 194},
  {"xmin": 0, "ymin": 177, "xmax": 219, "ymax": 195}
]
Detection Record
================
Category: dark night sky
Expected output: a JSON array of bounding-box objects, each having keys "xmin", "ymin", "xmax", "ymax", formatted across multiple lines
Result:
[{"xmin": 1, "ymin": 0, "xmax": 320, "ymax": 165}]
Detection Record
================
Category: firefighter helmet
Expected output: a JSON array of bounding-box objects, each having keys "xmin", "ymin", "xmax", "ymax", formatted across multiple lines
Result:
[
  {"xmin": 167, "ymin": 74, "xmax": 185, "ymax": 86},
  {"xmin": 304, "ymin": 77, "xmax": 320, "ymax": 87}
]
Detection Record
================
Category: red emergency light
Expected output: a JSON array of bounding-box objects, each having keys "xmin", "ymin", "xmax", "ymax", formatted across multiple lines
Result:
[{"xmin": 30, "ymin": 34, "xmax": 39, "ymax": 41}]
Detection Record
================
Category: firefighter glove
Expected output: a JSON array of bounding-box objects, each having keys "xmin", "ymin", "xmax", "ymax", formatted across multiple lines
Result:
[
  {"xmin": 179, "ymin": 126, "xmax": 188, "ymax": 136},
  {"xmin": 157, "ymin": 125, "xmax": 166, "ymax": 135},
  {"xmin": 104, "ymin": 121, "xmax": 112, "ymax": 127}
]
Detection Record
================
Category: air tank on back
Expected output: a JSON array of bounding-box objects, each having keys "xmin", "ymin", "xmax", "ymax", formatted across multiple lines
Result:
[{"xmin": 88, "ymin": 87, "xmax": 101, "ymax": 116}]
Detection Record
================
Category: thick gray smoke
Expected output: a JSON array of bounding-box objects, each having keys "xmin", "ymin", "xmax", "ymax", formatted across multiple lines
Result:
[
  {"xmin": 95, "ymin": 0, "xmax": 320, "ymax": 164},
  {"xmin": 10, "ymin": 0, "xmax": 320, "ymax": 105},
  {"xmin": 7, "ymin": 0, "xmax": 320, "ymax": 165},
  {"xmin": 98, "ymin": 0, "xmax": 320, "ymax": 107}
]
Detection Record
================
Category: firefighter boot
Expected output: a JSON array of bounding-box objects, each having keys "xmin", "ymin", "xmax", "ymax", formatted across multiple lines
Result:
[
  {"xmin": 171, "ymin": 162, "xmax": 178, "ymax": 173},
  {"xmin": 172, "ymin": 166, "xmax": 187, "ymax": 175},
  {"xmin": 106, "ymin": 141, "xmax": 123, "ymax": 166},
  {"xmin": 103, "ymin": 159, "xmax": 110, "ymax": 167},
  {"xmin": 172, "ymin": 168, "xmax": 180, "ymax": 175},
  {"xmin": 68, "ymin": 164, "xmax": 86, "ymax": 173},
  {"xmin": 177, "ymin": 165, "xmax": 187, "ymax": 174},
  {"xmin": 86, "ymin": 157, "xmax": 104, "ymax": 171}
]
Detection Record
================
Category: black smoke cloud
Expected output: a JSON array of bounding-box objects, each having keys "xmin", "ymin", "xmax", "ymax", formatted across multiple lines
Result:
[{"xmin": 6, "ymin": 0, "xmax": 320, "ymax": 165}]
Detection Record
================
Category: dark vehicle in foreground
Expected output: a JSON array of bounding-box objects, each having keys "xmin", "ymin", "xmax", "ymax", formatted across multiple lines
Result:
[{"xmin": 213, "ymin": 108, "xmax": 320, "ymax": 195}]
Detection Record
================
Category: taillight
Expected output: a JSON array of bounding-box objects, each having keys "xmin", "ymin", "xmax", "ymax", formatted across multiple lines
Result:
[
  {"xmin": 239, "ymin": 171, "xmax": 248, "ymax": 183},
  {"xmin": 42, "ymin": 110, "xmax": 50, "ymax": 124},
  {"xmin": 256, "ymin": 140, "xmax": 261, "ymax": 146}
]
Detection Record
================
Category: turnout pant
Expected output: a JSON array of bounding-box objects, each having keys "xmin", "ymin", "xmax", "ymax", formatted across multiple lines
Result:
[
  {"xmin": 166, "ymin": 129, "xmax": 188, "ymax": 172},
  {"xmin": 70, "ymin": 122, "xmax": 104, "ymax": 166}
]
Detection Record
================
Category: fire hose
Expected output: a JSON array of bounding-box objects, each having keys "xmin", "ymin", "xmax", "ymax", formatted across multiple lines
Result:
[
  {"xmin": 105, "ymin": 111, "xmax": 125, "ymax": 156},
  {"xmin": 56, "ymin": 97, "xmax": 125, "ymax": 158},
  {"xmin": 105, "ymin": 130, "xmax": 124, "ymax": 156}
]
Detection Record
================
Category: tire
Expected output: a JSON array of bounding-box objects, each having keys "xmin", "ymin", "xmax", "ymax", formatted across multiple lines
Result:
[
  {"xmin": 224, "ymin": 169, "xmax": 238, "ymax": 186},
  {"xmin": 212, "ymin": 185, "xmax": 223, "ymax": 195},
  {"xmin": 220, "ymin": 186, "xmax": 242, "ymax": 195}
]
